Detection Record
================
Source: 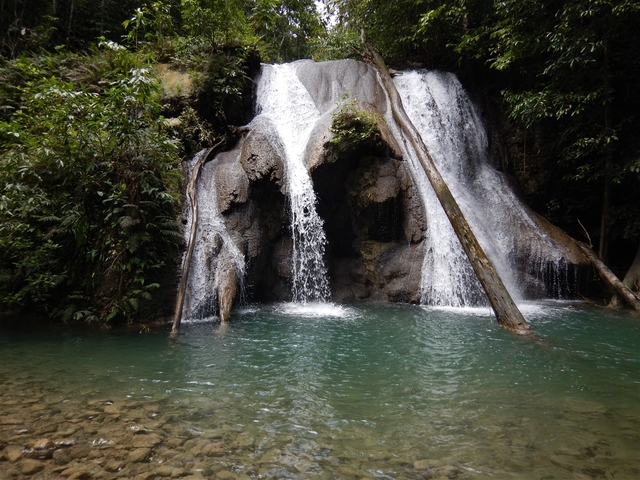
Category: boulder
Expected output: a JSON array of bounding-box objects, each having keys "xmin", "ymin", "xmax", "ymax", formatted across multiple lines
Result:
[
  {"xmin": 215, "ymin": 147, "xmax": 250, "ymax": 213},
  {"xmin": 358, "ymin": 240, "xmax": 423, "ymax": 303},
  {"xmin": 4, "ymin": 445, "xmax": 24, "ymax": 462},
  {"xmin": 240, "ymin": 116, "xmax": 286, "ymax": 189},
  {"xmin": 19, "ymin": 458, "xmax": 44, "ymax": 475}
]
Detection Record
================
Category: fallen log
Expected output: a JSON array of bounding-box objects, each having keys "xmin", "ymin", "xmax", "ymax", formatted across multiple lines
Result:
[
  {"xmin": 171, "ymin": 140, "xmax": 226, "ymax": 337},
  {"xmin": 577, "ymin": 241, "xmax": 640, "ymax": 314},
  {"xmin": 368, "ymin": 50, "xmax": 531, "ymax": 334}
]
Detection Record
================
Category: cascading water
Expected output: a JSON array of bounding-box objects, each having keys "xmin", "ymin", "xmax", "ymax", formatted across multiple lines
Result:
[
  {"xmin": 254, "ymin": 63, "xmax": 331, "ymax": 303},
  {"xmin": 181, "ymin": 152, "xmax": 246, "ymax": 319},
  {"xmin": 393, "ymin": 70, "xmax": 574, "ymax": 305},
  {"xmin": 179, "ymin": 60, "xmax": 580, "ymax": 319},
  {"xmin": 378, "ymin": 76, "xmax": 484, "ymax": 307}
]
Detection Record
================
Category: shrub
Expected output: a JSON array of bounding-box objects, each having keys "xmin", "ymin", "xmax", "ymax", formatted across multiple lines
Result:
[{"xmin": 0, "ymin": 47, "xmax": 181, "ymax": 322}]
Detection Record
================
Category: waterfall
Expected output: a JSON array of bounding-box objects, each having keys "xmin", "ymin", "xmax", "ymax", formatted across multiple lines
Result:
[
  {"xmin": 181, "ymin": 152, "xmax": 245, "ymax": 319},
  {"xmin": 381, "ymin": 83, "xmax": 484, "ymax": 306},
  {"xmin": 255, "ymin": 63, "xmax": 331, "ymax": 303},
  {"xmin": 178, "ymin": 60, "xmax": 580, "ymax": 321},
  {"xmin": 393, "ymin": 71, "xmax": 573, "ymax": 305}
]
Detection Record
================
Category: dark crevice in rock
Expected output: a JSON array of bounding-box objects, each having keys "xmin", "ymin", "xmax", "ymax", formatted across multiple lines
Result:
[{"xmin": 313, "ymin": 138, "xmax": 425, "ymax": 304}]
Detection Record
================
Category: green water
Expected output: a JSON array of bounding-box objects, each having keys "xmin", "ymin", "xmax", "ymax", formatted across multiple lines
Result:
[{"xmin": 1, "ymin": 301, "xmax": 639, "ymax": 479}]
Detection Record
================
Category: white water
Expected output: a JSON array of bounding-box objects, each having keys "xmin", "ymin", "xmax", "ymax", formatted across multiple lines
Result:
[
  {"xmin": 181, "ymin": 61, "xmax": 576, "ymax": 316},
  {"xmin": 393, "ymin": 71, "xmax": 572, "ymax": 305},
  {"xmin": 255, "ymin": 63, "xmax": 331, "ymax": 303},
  {"xmin": 380, "ymin": 75, "xmax": 484, "ymax": 306},
  {"xmin": 181, "ymin": 151, "xmax": 246, "ymax": 319}
]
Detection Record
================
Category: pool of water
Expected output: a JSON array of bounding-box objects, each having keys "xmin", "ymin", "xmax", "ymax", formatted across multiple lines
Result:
[{"xmin": 1, "ymin": 301, "xmax": 639, "ymax": 479}]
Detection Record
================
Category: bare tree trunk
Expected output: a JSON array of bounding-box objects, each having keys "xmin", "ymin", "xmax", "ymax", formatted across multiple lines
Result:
[
  {"xmin": 609, "ymin": 243, "xmax": 640, "ymax": 308},
  {"xmin": 369, "ymin": 49, "xmax": 531, "ymax": 334},
  {"xmin": 66, "ymin": 0, "xmax": 74, "ymax": 46},
  {"xmin": 171, "ymin": 141, "xmax": 225, "ymax": 337},
  {"xmin": 599, "ymin": 33, "xmax": 612, "ymax": 263},
  {"xmin": 578, "ymin": 241, "xmax": 640, "ymax": 314},
  {"xmin": 622, "ymin": 244, "xmax": 640, "ymax": 293}
]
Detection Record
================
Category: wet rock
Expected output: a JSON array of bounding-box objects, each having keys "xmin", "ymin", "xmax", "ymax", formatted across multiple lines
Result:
[
  {"xmin": 337, "ymin": 465, "xmax": 372, "ymax": 477},
  {"xmin": 130, "ymin": 433, "xmax": 163, "ymax": 449},
  {"xmin": 53, "ymin": 447, "xmax": 72, "ymax": 465},
  {"xmin": 104, "ymin": 458, "xmax": 124, "ymax": 472},
  {"xmin": 37, "ymin": 422, "xmax": 59, "ymax": 435},
  {"xmin": 31, "ymin": 438, "xmax": 56, "ymax": 450},
  {"xmin": 4, "ymin": 444, "xmax": 24, "ymax": 462},
  {"xmin": 103, "ymin": 404, "xmax": 121, "ymax": 415},
  {"xmin": 183, "ymin": 438, "xmax": 205, "ymax": 457},
  {"xmin": 200, "ymin": 441, "xmax": 227, "ymax": 457},
  {"xmin": 134, "ymin": 471, "xmax": 156, "ymax": 480},
  {"xmin": 182, "ymin": 474, "xmax": 207, "ymax": 480},
  {"xmin": 233, "ymin": 433, "xmax": 255, "ymax": 449},
  {"xmin": 67, "ymin": 469, "xmax": 95, "ymax": 480},
  {"xmin": 271, "ymin": 237, "xmax": 292, "ymax": 277},
  {"xmin": 0, "ymin": 417, "xmax": 23, "ymax": 425},
  {"xmin": 171, "ymin": 467, "xmax": 188, "ymax": 477},
  {"xmin": 296, "ymin": 59, "xmax": 387, "ymax": 117},
  {"xmin": 22, "ymin": 447, "xmax": 53, "ymax": 460},
  {"xmin": 346, "ymin": 157, "xmax": 402, "ymax": 208},
  {"xmin": 258, "ymin": 448, "xmax": 281, "ymax": 464},
  {"xmin": 303, "ymin": 112, "xmax": 333, "ymax": 173},
  {"xmin": 143, "ymin": 404, "xmax": 160, "ymax": 414},
  {"xmin": 3, "ymin": 466, "xmax": 21, "ymax": 477},
  {"xmin": 331, "ymin": 256, "xmax": 371, "ymax": 302},
  {"xmin": 128, "ymin": 447, "xmax": 152, "ymax": 463},
  {"xmin": 240, "ymin": 116, "xmax": 285, "ymax": 188},
  {"xmin": 166, "ymin": 437, "xmax": 186, "ymax": 448},
  {"xmin": 357, "ymin": 241, "xmax": 423, "ymax": 303},
  {"xmin": 218, "ymin": 266, "xmax": 239, "ymax": 324},
  {"xmin": 216, "ymin": 471, "xmax": 237, "ymax": 479},
  {"xmin": 154, "ymin": 465, "xmax": 174, "ymax": 477},
  {"xmin": 19, "ymin": 458, "xmax": 45, "ymax": 475},
  {"xmin": 215, "ymin": 148, "xmax": 250, "ymax": 213}
]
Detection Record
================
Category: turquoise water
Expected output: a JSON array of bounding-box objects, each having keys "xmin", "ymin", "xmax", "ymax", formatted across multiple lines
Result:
[{"xmin": 1, "ymin": 301, "xmax": 639, "ymax": 478}]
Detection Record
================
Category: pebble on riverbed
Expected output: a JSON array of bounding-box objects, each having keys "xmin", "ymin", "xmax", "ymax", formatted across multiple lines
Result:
[{"xmin": 0, "ymin": 383, "xmax": 637, "ymax": 480}]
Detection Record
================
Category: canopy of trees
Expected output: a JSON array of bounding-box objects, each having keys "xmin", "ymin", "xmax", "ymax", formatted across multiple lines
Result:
[
  {"xmin": 0, "ymin": 1, "xmax": 328, "ymax": 322},
  {"xmin": 1, "ymin": 0, "xmax": 638, "ymax": 322}
]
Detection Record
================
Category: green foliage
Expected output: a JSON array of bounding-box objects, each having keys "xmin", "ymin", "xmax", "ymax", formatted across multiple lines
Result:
[
  {"xmin": 168, "ymin": 106, "xmax": 217, "ymax": 158},
  {"xmin": 488, "ymin": 0, "xmax": 640, "ymax": 252},
  {"xmin": 330, "ymin": 94, "xmax": 383, "ymax": 147},
  {"xmin": 335, "ymin": 0, "xmax": 640, "ymax": 264},
  {"xmin": 310, "ymin": 23, "xmax": 363, "ymax": 61},
  {"xmin": 1, "ymin": 0, "xmax": 142, "ymax": 58},
  {"xmin": 250, "ymin": 0, "xmax": 326, "ymax": 61},
  {"xmin": 0, "ymin": 46, "xmax": 181, "ymax": 322}
]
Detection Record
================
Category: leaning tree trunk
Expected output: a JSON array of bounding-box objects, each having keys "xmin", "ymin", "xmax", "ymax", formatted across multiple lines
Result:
[
  {"xmin": 577, "ymin": 242, "xmax": 640, "ymax": 314},
  {"xmin": 622, "ymin": 244, "xmax": 640, "ymax": 293},
  {"xmin": 170, "ymin": 141, "xmax": 226, "ymax": 337},
  {"xmin": 368, "ymin": 50, "xmax": 531, "ymax": 334}
]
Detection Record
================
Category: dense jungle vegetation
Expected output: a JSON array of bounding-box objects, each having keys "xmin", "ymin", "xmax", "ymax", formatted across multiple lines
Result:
[{"xmin": 1, "ymin": 0, "xmax": 638, "ymax": 322}]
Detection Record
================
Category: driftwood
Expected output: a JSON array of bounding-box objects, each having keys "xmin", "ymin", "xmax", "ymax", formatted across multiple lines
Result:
[
  {"xmin": 170, "ymin": 140, "xmax": 227, "ymax": 337},
  {"xmin": 577, "ymin": 241, "xmax": 640, "ymax": 314},
  {"xmin": 368, "ymin": 50, "xmax": 531, "ymax": 334}
]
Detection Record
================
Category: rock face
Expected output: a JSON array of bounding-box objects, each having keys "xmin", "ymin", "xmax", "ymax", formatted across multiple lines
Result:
[
  {"xmin": 182, "ymin": 61, "xmax": 428, "ymax": 311},
  {"xmin": 313, "ymin": 148, "xmax": 425, "ymax": 303},
  {"xmin": 182, "ymin": 59, "xmax": 590, "ymax": 319},
  {"xmin": 193, "ymin": 107, "xmax": 423, "ymax": 306}
]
